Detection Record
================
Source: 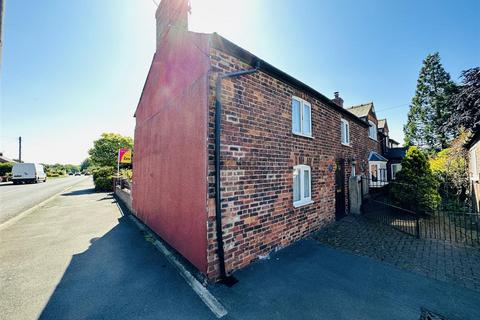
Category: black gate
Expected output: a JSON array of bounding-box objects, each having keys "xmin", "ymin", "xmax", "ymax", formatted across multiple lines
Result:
[
  {"xmin": 335, "ymin": 160, "xmax": 346, "ymax": 220},
  {"xmin": 361, "ymin": 172, "xmax": 480, "ymax": 247}
]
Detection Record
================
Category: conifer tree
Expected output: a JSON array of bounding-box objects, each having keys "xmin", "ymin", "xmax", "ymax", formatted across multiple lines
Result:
[{"xmin": 404, "ymin": 53, "xmax": 457, "ymax": 151}]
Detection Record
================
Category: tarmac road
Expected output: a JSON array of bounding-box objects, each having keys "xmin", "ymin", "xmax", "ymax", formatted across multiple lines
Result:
[{"xmin": 0, "ymin": 176, "xmax": 89, "ymax": 226}]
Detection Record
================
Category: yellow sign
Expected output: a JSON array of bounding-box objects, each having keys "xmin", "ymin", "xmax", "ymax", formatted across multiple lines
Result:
[{"xmin": 119, "ymin": 148, "xmax": 132, "ymax": 164}]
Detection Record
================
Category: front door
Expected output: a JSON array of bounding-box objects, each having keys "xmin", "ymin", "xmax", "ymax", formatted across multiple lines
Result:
[{"xmin": 335, "ymin": 160, "xmax": 346, "ymax": 220}]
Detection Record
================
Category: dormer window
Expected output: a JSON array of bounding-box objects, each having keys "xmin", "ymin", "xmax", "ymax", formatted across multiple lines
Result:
[{"xmin": 368, "ymin": 120, "xmax": 377, "ymax": 140}]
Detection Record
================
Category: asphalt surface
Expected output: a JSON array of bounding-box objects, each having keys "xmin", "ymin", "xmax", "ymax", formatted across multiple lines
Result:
[
  {"xmin": 0, "ymin": 176, "xmax": 88, "ymax": 225},
  {"xmin": 1, "ymin": 177, "xmax": 479, "ymax": 319},
  {"xmin": 0, "ymin": 179, "xmax": 215, "ymax": 320}
]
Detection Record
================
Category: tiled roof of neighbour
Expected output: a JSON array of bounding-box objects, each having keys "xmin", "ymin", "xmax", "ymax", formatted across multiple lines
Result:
[
  {"xmin": 368, "ymin": 151, "xmax": 388, "ymax": 162},
  {"xmin": 346, "ymin": 103, "xmax": 373, "ymax": 118},
  {"xmin": 211, "ymin": 33, "xmax": 369, "ymax": 128},
  {"xmin": 0, "ymin": 154, "xmax": 15, "ymax": 163},
  {"xmin": 389, "ymin": 138, "xmax": 400, "ymax": 145},
  {"xmin": 378, "ymin": 119, "xmax": 386, "ymax": 129},
  {"xmin": 465, "ymin": 130, "xmax": 480, "ymax": 149},
  {"xmin": 384, "ymin": 147, "xmax": 407, "ymax": 160}
]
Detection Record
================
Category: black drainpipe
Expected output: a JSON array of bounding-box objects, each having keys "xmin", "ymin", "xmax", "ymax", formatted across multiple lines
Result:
[{"xmin": 214, "ymin": 63, "xmax": 259, "ymax": 284}]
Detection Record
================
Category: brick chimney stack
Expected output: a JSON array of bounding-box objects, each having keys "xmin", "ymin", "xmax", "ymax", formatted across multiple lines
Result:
[
  {"xmin": 332, "ymin": 91, "xmax": 344, "ymax": 108},
  {"xmin": 155, "ymin": 0, "xmax": 189, "ymax": 51}
]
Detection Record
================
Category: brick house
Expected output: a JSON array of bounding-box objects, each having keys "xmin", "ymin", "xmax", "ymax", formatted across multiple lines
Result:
[{"xmin": 133, "ymin": 0, "xmax": 390, "ymax": 281}]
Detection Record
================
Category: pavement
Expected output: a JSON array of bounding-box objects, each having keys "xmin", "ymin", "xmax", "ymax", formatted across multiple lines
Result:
[
  {"xmin": 0, "ymin": 179, "xmax": 215, "ymax": 320},
  {"xmin": 1, "ymin": 178, "xmax": 479, "ymax": 319},
  {"xmin": 0, "ymin": 176, "xmax": 88, "ymax": 225}
]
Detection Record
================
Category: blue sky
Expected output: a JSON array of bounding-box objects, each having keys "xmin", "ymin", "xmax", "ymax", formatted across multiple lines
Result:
[{"xmin": 1, "ymin": 0, "xmax": 479, "ymax": 164}]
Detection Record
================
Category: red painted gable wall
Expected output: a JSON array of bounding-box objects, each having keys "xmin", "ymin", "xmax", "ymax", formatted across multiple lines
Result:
[{"xmin": 132, "ymin": 29, "xmax": 210, "ymax": 272}]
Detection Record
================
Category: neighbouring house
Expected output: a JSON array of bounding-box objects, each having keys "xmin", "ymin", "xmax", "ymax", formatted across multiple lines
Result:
[
  {"xmin": 0, "ymin": 152, "xmax": 16, "ymax": 163},
  {"xmin": 133, "ymin": 0, "xmax": 396, "ymax": 281},
  {"xmin": 384, "ymin": 147, "xmax": 407, "ymax": 181},
  {"xmin": 346, "ymin": 103, "xmax": 388, "ymax": 186},
  {"xmin": 466, "ymin": 130, "xmax": 480, "ymax": 212}
]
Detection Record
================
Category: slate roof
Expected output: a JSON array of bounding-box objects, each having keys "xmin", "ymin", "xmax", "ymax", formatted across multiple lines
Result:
[
  {"xmin": 384, "ymin": 147, "xmax": 407, "ymax": 160},
  {"xmin": 368, "ymin": 151, "xmax": 388, "ymax": 162},
  {"xmin": 346, "ymin": 103, "xmax": 373, "ymax": 118}
]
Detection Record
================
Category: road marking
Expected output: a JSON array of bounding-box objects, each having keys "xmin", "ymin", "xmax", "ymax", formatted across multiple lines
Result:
[
  {"xmin": 0, "ymin": 179, "xmax": 87, "ymax": 230},
  {"xmin": 123, "ymin": 210, "xmax": 228, "ymax": 319}
]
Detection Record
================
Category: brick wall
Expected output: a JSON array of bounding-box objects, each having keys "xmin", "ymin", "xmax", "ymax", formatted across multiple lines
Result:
[{"xmin": 205, "ymin": 47, "xmax": 380, "ymax": 279}]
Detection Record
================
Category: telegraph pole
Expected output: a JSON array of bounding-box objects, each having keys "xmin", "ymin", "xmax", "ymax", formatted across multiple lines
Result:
[{"xmin": 18, "ymin": 136, "xmax": 22, "ymax": 163}]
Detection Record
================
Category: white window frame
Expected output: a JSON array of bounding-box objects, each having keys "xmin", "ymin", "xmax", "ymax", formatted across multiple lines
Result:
[
  {"xmin": 293, "ymin": 164, "xmax": 313, "ymax": 208},
  {"xmin": 368, "ymin": 120, "xmax": 377, "ymax": 141},
  {"xmin": 340, "ymin": 118, "xmax": 350, "ymax": 146},
  {"xmin": 391, "ymin": 163, "xmax": 402, "ymax": 180},
  {"xmin": 369, "ymin": 161, "xmax": 387, "ymax": 187},
  {"xmin": 292, "ymin": 96, "xmax": 312, "ymax": 138}
]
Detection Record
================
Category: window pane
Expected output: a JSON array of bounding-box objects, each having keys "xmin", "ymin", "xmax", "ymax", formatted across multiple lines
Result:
[
  {"xmin": 341, "ymin": 121, "xmax": 345, "ymax": 143},
  {"xmin": 293, "ymin": 168, "xmax": 301, "ymax": 202},
  {"xmin": 292, "ymin": 99, "xmax": 301, "ymax": 133},
  {"xmin": 304, "ymin": 169, "xmax": 310, "ymax": 198},
  {"xmin": 346, "ymin": 123, "xmax": 349, "ymax": 143},
  {"xmin": 303, "ymin": 104, "xmax": 311, "ymax": 135}
]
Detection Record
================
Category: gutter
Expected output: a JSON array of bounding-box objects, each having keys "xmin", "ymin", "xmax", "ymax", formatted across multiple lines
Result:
[{"xmin": 214, "ymin": 63, "xmax": 260, "ymax": 285}]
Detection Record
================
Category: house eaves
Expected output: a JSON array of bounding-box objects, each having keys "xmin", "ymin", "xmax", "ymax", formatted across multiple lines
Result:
[{"xmin": 210, "ymin": 33, "xmax": 368, "ymax": 128}]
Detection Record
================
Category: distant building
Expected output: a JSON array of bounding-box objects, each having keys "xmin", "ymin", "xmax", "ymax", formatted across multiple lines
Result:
[{"xmin": 0, "ymin": 152, "xmax": 16, "ymax": 163}]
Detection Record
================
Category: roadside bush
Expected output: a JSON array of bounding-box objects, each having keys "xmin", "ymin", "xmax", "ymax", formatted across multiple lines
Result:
[
  {"xmin": 120, "ymin": 168, "xmax": 133, "ymax": 182},
  {"xmin": 92, "ymin": 166, "xmax": 115, "ymax": 192},
  {"xmin": 0, "ymin": 162, "xmax": 13, "ymax": 176},
  {"xmin": 390, "ymin": 146, "xmax": 441, "ymax": 213}
]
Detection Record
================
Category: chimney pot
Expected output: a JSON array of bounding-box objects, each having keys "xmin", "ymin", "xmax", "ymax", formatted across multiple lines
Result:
[{"xmin": 332, "ymin": 91, "xmax": 344, "ymax": 108}]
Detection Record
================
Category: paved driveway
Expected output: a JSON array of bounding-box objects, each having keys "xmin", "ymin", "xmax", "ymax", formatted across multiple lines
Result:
[
  {"xmin": 314, "ymin": 215, "xmax": 480, "ymax": 292},
  {"xmin": 211, "ymin": 239, "xmax": 480, "ymax": 320}
]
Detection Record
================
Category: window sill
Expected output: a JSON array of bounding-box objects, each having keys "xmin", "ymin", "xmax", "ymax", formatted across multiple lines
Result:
[
  {"xmin": 292, "ymin": 132, "xmax": 314, "ymax": 139},
  {"xmin": 341, "ymin": 142, "xmax": 351, "ymax": 147},
  {"xmin": 293, "ymin": 199, "xmax": 314, "ymax": 208}
]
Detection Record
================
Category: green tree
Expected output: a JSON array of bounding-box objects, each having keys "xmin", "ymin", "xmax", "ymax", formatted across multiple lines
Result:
[
  {"xmin": 443, "ymin": 67, "xmax": 480, "ymax": 134},
  {"xmin": 80, "ymin": 158, "xmax": 92, "ymax": 172},
  {"xmin": 88, "ymin": 133, "xmax": 133, "ymax": 168},
  {"xmin": 390, "ymin": 146, "xmax": 441, "ymax": 213},
  {"xmin": 404, "ymin": 53, "xmax": 457, "ymax": 151}
]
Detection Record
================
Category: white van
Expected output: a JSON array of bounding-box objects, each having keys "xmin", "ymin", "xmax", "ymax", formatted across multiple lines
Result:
[{"xmin": 12, "ymin": 163, "xmax": 47, "ymax": 184}]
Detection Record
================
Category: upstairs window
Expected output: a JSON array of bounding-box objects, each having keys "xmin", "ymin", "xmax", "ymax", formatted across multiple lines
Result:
[
  {"xmin": 292, "ymin": 97, "xmax": 312, "ymax": 137},
  {"xmin": 340, "ymin": 119, "xmax": 350, "ymax": 145},
  {"xmin": 293, "ymin": 165, "xmax": 312, "ymax": 207},
  {"xmin": 368, "ymin": 120, "xmax": 377, "ymax": 140}
]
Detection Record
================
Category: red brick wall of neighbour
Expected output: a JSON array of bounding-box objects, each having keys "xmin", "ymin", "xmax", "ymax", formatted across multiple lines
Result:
[
  {"xmin": 205, "ymin": 48, "xmax": 376, "ymax": 279},
  {"xmin": 132, "ymin": 30, "xmax": 211, "ymax": 273}
]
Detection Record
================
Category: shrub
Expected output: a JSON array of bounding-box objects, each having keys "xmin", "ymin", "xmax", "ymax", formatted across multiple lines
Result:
[
  {"xmin": 92, "ymin": 166, "xmax": 115, "ymax": 192},
  {"xmin": 390, "ymin": 146, "xmax": 441, "ymax": 213},
  {"xmin": 120, "ymin": 168, "xmax": 133, "ymax": 182},
  {"xmin": 0, "ymin": 162, "xmax": 13, "ymax": 176}
]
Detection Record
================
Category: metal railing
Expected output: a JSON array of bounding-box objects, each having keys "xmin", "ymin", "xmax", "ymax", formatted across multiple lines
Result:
[{"xmin": 361, "ymin": 175, "xmax": 480, "ymax": 247}]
